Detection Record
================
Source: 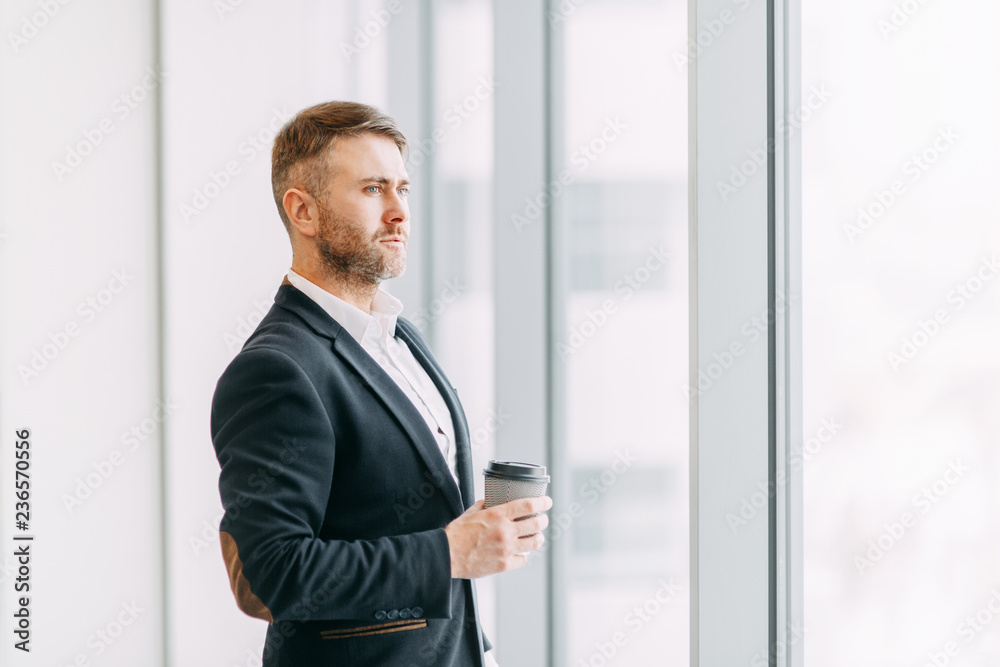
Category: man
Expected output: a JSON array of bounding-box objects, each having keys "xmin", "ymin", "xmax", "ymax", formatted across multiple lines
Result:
[{"xmin": 210, "ymin": 101, "xmax": 550, "ymax": 666}]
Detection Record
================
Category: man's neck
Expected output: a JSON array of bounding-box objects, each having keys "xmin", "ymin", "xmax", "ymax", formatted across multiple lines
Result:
[{"xmin": 290, "ymin": 262, "xmax": 378, "ymax": 314}]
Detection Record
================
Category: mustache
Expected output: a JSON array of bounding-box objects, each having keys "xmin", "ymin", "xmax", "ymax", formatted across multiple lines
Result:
[{"xmin": 376, "ymin": 230, "xmax": 408, "ymax": 242}]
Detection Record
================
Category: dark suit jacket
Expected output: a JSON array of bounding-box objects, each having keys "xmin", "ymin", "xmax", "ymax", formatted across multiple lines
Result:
[{"xmin": 210, "ymin": 279, "xmax": 490, "ymax": 666}]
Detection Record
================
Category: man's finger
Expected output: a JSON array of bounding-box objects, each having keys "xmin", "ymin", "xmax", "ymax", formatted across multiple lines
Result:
[
  {"xmin": 515, "ymin": 532, "xmax": 545, "ymax": 552},
  {"xmin": 514, "ymin": 513, "xmax": 548, "ymax": 537},
  {"xmin": 501, "ymin": 495, "xmax": 552, "ymax": 519},
  {"xmin": 505, "ymin": 552, "xmax": 530, "ymax": 572},
  {"xmin": 527, "ymin": 532, "xmax": 545, "ymax": 551}
]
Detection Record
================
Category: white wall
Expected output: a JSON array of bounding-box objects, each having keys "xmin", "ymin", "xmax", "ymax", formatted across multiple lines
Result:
[{"xmin": 0, "ymin": 1, "xmax": 163, "ymax": 664}]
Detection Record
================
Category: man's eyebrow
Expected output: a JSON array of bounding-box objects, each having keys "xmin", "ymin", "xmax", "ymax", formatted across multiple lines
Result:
[{"xmin": 358, "ymin": 176, "xmax": 411, "ymax": 186}]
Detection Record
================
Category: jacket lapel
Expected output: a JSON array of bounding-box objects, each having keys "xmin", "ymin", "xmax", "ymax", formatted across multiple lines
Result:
[
  {"xmin": 394, "ymin": 319, "xmax": 477, "ymax": 510},
  {"xmin": 274, "ymin": 284, "xmax": 467, "ymax": 517}
]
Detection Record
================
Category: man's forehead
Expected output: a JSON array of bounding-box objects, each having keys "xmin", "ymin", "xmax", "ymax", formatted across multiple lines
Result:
[{"xmin": 326, "ymin": 134, "xmax": 407, "ymax": 179}]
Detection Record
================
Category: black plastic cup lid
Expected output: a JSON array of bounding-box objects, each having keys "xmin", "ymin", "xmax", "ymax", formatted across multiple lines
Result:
[{"xmin": 484, "ymin": 460, "xmax": 550, "ymax": 482}]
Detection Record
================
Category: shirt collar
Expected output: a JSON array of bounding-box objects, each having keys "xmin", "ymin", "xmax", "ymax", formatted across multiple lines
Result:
[{"xmin": 286, "ymin": 268, "xmax": 403, "ymax": 346}]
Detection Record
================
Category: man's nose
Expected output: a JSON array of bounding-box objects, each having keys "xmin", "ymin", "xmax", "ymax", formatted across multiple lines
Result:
[{"xmin": 384, "ymin": 192, "xmax": 409, "ymax": 223}]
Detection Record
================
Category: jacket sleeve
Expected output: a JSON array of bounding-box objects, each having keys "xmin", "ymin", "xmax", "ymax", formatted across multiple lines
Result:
[{"xmin": 210, "ymin": 345, "xmax": 454, "ymax": 623}]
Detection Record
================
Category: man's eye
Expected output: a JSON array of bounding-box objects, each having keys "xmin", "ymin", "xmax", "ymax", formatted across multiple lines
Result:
[
  {"xmin": 366, "ymin": 186, "xmax": 380, "ymax": 193},
  {"xmin": 397, "ymin": 187, "xmax": 409, "ymax": 197}
]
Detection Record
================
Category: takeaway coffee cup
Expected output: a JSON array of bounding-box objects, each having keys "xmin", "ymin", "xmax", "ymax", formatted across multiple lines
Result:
[{"xmin": 483, "ymin": 461, "xmax": 550, "ymax": 530}]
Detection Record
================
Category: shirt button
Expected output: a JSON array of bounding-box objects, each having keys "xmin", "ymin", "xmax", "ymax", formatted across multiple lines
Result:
[
  {"xmin": 375, "ymin": 610, "xmax": 388, "ymax": 621},
  {"xmin": 387, "ymin": 609, "xmax": 400, "ymax": 620},
  {"xmin": 411, "ymin": 607, "xmax": 423, "ymax": 618}
]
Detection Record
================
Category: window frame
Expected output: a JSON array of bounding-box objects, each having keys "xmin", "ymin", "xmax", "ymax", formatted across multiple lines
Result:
[{"xmin": 687, "ymin": 0, "xmax": 802, "ymax": 665}]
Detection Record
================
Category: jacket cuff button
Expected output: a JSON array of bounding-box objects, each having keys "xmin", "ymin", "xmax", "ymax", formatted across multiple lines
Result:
[{"xmin": 375, "ymin": 610, "xmax": 388, "ymax": 621}]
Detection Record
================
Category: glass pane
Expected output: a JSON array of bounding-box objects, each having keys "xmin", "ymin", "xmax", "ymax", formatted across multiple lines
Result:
[
  {"xmin": 554, "ymin": 0, "xmax": 689, "ymax": 664},
  {"xmin": 430, "ymin": 0, "xmax": 498, "ymax": 644},
  {"xmin": 803, "ymin": 2, "xmax": 1000, "ymax": 665}
]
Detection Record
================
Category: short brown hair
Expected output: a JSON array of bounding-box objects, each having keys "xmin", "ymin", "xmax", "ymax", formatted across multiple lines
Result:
[{"xmin": 270, "ymin": 101, "xmax": 408, "ymax": 230}]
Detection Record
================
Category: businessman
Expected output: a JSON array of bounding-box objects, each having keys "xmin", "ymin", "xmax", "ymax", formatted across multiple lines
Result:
[{"xmin": 210, "ymin": 101, "xmax": 550, "ymax": 666}]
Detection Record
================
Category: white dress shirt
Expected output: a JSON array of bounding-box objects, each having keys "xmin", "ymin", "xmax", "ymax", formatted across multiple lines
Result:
[{"xmin": 286, "ymin": 269, "xmax": 458, "ymax": 484}]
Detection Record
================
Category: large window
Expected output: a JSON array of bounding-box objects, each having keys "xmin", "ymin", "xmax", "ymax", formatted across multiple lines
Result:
[
  {"xmin": 553, "ymin": 1, "xmax": 689, "ymax": 665},
  {"xmin": 428, "ymin": 0, "xmax": 498, "ymax": 642},
  {"xmin": 1, "ymin": 1, "xmax": 827, "ymax": 665},
  {"xmin": 803, "ymin": 2, "xmax": 1000, "ymax": 665}
]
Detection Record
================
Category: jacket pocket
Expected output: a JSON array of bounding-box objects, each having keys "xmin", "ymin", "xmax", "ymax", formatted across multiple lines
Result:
[{"xmin": 319, "ymin": 618, "xmax": 427, "ymax": 640}]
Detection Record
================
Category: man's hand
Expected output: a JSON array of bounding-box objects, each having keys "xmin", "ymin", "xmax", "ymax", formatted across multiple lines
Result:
[{"xmin": 444, "ymin": 496, "xmax": 552, "ymax": 579}]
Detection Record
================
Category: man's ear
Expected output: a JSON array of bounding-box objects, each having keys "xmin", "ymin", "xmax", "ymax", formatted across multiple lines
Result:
[{"xmin": 283, "ymin": 188, "xmax": 320, "ymax": 238}]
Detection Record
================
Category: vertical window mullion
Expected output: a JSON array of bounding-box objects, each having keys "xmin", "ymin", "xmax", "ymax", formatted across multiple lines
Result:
[
  {"xmin": 689, "ymin": 0, "xmax": 801, "ymax": 664},
  {"xmin": 493, "ymin": 1, "xmax": 552, "ymax": 665}
]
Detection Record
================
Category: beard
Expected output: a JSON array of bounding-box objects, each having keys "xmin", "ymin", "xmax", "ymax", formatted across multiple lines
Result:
[{"xmin": 314, "ymin": 199, "xmax": 407, "ymax": 289}]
